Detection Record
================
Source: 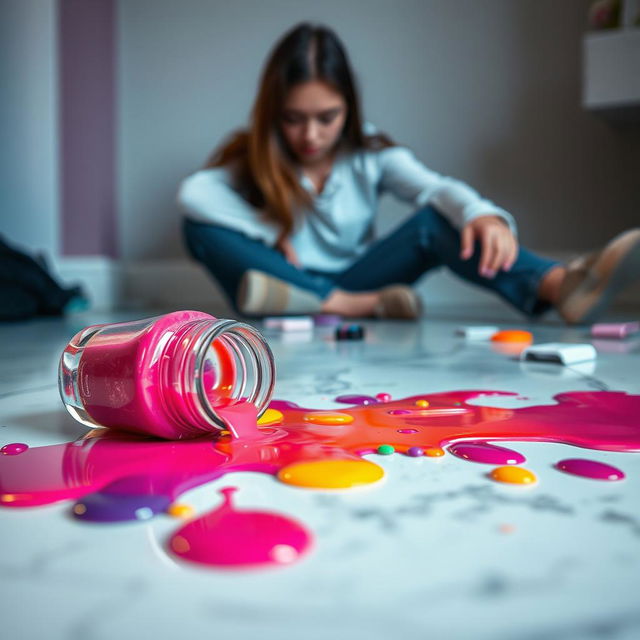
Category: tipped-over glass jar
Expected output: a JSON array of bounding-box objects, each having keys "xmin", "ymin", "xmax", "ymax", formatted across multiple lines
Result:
[{"xmin": 59, "ymin": 311, "xmax": 275, "ymax": 439}]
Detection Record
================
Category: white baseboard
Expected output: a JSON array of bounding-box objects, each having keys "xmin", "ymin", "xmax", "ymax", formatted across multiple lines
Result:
[
  {"xmin": 52, "ymin": 256, "xmax": 122, "ymax": 312},
  {"xmin": 120, "ymin": 260, "xmax": 233, "ymax": 315},
  {"xmin": 54, "ymin": 255, "xmax": 640, "ymax": 315}
]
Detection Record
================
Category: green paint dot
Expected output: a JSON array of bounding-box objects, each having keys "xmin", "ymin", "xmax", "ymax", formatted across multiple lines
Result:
[{"xmin": 377, "ymin": 444, "xmax": 395, "ymax": 455}]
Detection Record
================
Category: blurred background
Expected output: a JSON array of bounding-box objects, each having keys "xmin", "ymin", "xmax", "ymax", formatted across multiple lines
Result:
[{"xmin": 1, "ymin": 0, "xmax": 639, "ymax": 315}]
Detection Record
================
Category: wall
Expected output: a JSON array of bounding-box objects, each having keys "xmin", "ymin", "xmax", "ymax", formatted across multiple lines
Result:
[
  {"xmin": 117, "ymin": 0, "xmax": 640, "ymax": 267},
  {"xmin": 0, "ymin": 0, "xmax": 59, "ymax": 255},
  {"xmin": 59, "ymin": 0, "xmax": 117, "ymax": 257},
  {"xmin": 1, "ymin": 1, "xmax": 638, "ymax": 312}
]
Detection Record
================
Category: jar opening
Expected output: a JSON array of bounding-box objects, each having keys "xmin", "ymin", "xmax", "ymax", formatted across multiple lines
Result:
[{"xmin": 163, "ymin": 319, "xmax": 275, "ymax": 435}]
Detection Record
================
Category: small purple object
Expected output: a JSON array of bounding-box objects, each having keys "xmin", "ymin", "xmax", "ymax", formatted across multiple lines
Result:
[
  {"xmin": 591, "ymin": 321, "xmax": 639, "ymax": 339},
  {"xmin": 73, "ymin": 492, "xmax": 172, "ymax": 522},
  {"xmin": 334, "ymin": 394, "xmax": 379, "ymax": 405},
  {"xmin": 407, "ymin": 446, "xmax": 424, "ymax": 457},
  {"xmin": 314, "ymin": 314, "xmax": 342, "ymax": 327}
]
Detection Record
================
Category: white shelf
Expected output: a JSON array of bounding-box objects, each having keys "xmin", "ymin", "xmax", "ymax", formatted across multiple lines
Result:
[
  {"xmin": 582, "ymin": 0, "xmax": 640, "ymax": 120},
  {"xmin": 582, "ymin": 28, "xmax": 640, "ymax": 119}
]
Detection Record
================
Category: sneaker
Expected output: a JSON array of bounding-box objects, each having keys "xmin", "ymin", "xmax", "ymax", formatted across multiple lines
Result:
[
  {"xmin": 557, "ymin": 228, "xmax": 640, "ymax": 324},
  {"xmin": 237, "ymin": 270, "xmax": 289, "ymax": 315},
  {"xmin": 375, "ymin": 285, "xmax": 422, "ymax": 320},
  {"xmin": 237, "ymin": 269, "xmax": 322, "ymax": 316}
]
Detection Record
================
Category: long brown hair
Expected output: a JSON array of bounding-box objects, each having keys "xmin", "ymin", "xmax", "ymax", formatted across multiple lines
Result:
[{"xmin": 206, "ymin": 23, "xmax": 394, "ymax": 237}]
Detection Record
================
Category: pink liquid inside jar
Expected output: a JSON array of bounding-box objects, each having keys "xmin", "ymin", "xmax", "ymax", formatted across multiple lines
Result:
[{"xmin": 58, "ymin": 311, "xmax": 275, "ymax": 439}]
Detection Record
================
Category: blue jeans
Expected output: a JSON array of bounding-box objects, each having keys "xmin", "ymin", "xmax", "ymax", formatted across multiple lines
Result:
[{"xmin": 183, "ymin": 206, "xmax": 559, "ymax": 316}]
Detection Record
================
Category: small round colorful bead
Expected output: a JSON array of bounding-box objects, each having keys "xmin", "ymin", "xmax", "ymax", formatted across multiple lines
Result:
[{"xmin": 377, "ymin": 444, "xmax": 395, "ymax": 455}]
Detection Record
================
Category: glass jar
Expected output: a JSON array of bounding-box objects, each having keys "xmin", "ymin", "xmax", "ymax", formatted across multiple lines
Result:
[{"xmin": 59, "ymin": 310, "xmax": 275, "ymax": 439}]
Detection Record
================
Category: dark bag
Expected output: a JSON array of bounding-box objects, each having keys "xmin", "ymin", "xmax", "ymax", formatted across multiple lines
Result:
[{"xmin": 0, "ymin": 235, "xmax": 86, "ymax": 321}]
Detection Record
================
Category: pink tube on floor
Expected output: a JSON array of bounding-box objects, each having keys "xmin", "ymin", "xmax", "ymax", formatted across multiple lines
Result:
[{"xmin": 591, "ymin": 322, "xmax": 640, "ymax": 339}]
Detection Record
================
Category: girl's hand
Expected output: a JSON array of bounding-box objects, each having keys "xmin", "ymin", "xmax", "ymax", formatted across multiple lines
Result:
[
  {"xmin": 276, "ymin": 236, "xmax": 301, "ymax": 267},
  {"xmin": 460, "ymin": 215, "xmax": 519, "ymax": 278}
]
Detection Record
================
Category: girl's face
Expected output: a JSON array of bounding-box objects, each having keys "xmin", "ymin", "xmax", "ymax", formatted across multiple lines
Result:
[{"xmin": 280, "ymin": 80, "xmax": 347, "ymax": 167}]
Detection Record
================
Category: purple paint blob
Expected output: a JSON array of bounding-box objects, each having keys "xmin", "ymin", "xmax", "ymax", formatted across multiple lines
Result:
[
  {"xmin": 334, "ymin": 394, "xmax": 379, "ymax": 406},
  {"xmin": 72, "ymin": 476, "xmax": 172, "ymax": 522},
  {"xmin": 397, "ymin": 428, "xmax": 418, "ymax": 434},
  {"xmin": 407, "ymin": 447, "xmax": 424, "ymax": 457},
  {"xmin": 556, "ymin": 458, "xmax": 625, "ymax": 481},
  {"xmin": 448, "ymin": 442, "xmax": 526, "ymax": 465},
  {"xmin": 169, "ymin": 487, "xmax": 312, "ymax": 569},
  {"xmin": 313, "ymin": 314, "xmax": 342, "ymax": 327},
  {"xmin": 1, "ymin": 443, "xmax": 28, "ymax": 456},
  {"xmin": 73, "ymin": 492, "xmax": 171, "ymax": 522}
]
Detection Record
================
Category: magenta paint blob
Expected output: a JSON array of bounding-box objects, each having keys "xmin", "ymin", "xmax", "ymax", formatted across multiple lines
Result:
[
  {"xmin": 376, "ymin": 393, "xmax": 392, "ymax": 402},
  {"xmin": 169, "ymin": 487, "xmax": 312, "ymax": 569},
  {"xmin": 397, "ymin": 428, "xmax": 418, "ymax": 434},
  {"xmin": 555, "ymin": 458, "xmax": 625, "ymax": 481},
  {"xmin": 389, "ymin": 410, "xmax": 411, "ymax": 415},
  {"xmin": 334, "ymin": 394, "xmax": 379, "ymax": 405},
  {"xmin": 448, "ymin": 442, "xmax": 526, "ymax": 465},
  {"xmin": 1, "ymin": 443, "xmax": 29, "ymax": 456}
]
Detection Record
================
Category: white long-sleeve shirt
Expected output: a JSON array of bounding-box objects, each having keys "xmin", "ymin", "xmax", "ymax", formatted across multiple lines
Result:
[{"xmin": 177, "ymin": 145, "xmax": 516, "ymax": 273}]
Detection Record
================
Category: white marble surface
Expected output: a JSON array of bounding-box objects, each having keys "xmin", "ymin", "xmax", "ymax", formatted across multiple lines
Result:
[{"xmin": 1, "ymin": 310, "xmax": 640, "ymax": 640}]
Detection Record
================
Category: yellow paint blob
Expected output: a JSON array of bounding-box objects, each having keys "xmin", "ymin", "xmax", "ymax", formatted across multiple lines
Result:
[
  {"xmin": 303, "ymin": 411, "xmax": 354, "ymax": 425},
  {"xmin": 277, "ymin": 459, "xmax": 384, "ymax": 489},
  {"xmin": 167, "ymin": 503, "xmax": 195, "ymax": 519},
  {"xmin": 490, "ymin": 465, "xmax": 537, "ymax": 485},
  {"xmin": 257, "ymin": 408, "xmax": 284, "ymax": 426},
  {"xmin": 415, "ymin": 399, "xmax": 430, "ymax": 407},
  {"xmin": 425, "ymin": 447, "xmax": 445, "ymax": 457}
]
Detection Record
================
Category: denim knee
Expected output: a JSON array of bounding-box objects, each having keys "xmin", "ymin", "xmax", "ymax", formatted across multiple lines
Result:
[
  {"xmin": 408, "ymin": 206, "xmax": 457, "ymax": 248},
  {"xmin": 411, "ymin": 205, "xmax": 452, "ymax": 232}
]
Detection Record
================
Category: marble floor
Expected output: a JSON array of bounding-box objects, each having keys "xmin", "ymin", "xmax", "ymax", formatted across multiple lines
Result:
[{"xmin": 1, "ymin": 307, "xmax": 640, "ymax": 640}]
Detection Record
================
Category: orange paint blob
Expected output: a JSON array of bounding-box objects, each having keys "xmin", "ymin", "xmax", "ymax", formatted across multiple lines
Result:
[
  {"xmin": 425, "ymin": 447, "xmax": 445, "ymax": 457},
  {"xmin": 415, "ymin": 399, "xmax": 430, "ymax": 407},
  {"xmin": 491, "ymin": 330, "xmax": 533, "ymax": 344},
  {"xmin": 490, "ymin": 330, "xmax": 533, "ymax": 356},
  {"xmin": 490, "ymin": 466, "xmax": 537, "ymax": 485},
  {"xmin": 302, "ymin": 411, "xmax": 354, "ymax": 425},
  {"xmin": 277, "ymin": 459, "xmax": 384, "ymax": 489}
]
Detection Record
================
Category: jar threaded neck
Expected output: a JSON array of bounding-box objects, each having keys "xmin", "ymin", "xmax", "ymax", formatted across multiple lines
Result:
[{"xmin": 159, "ymin": 319, "xmax": 275, "ymax": 435}]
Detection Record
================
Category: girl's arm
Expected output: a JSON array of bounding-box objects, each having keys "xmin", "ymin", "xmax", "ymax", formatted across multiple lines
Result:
[
  {"xmin": 177, "ymin": 168, "xmax": 281, "ymax": 246},
  {"xmin": 378, "ymin": 147, "xmax": 518, "ymax": 277}
]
